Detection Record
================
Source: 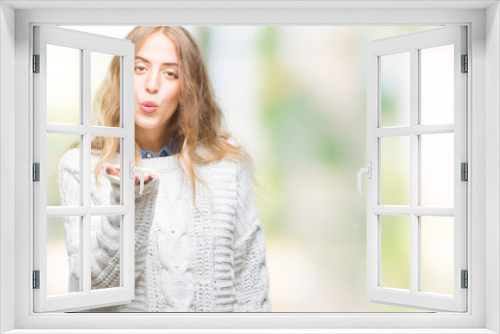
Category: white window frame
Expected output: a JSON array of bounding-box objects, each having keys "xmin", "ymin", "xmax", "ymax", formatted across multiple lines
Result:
[
  {"xmin": 33, "ymin": 25, "xmax": 137, "ymax": 312},
  {"xmin": 366, "ymin": 26, "xmax": 468, "ymax": 312},
  {"xmin": 1, "ymin": 1, "xmax": 499, "ymax": 333}
]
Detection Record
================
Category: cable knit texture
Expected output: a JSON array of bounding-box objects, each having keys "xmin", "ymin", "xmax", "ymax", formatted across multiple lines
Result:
[{"xmin": 58, "ymin": 146, "xmax": 271, "ymax": 312}]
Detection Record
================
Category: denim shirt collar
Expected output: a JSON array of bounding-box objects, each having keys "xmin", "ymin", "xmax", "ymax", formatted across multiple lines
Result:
[{"xmin": 140, "ymin": 137, "xmax": 176, "ymax": 159}]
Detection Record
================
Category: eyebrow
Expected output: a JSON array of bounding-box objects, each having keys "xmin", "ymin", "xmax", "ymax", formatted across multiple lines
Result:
[{"xmin": 135, "ymin": 56, "xmax": 178, "ymax": 67}]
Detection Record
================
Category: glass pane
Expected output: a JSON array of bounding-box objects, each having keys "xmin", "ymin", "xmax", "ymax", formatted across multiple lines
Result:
[
  {"xmin": 91, "ymin": 52, "xmax": 120, "ymax": 127},
  {"xmin": 420, "ymin": 216, "xmax": 454, "ymax": 295},
  {"xmin": 380, "ymin": 215, "xmax": 410, "ymax": 290},
  {"xmin": 380, "ymin": 52, "xmax": 410, "ymax": 127},
  {"xmin": 421, "ymin": 133, "xmax": 454, "ymax": 207},
  {"xmin": 420, "ymin": 44, "xmax": 454, "ymax": 125},
  {"xmin": 91, "ymin": 215, "xmax": 122, "ymax": 290},
  {"xmin": 47, "ymin": 44, "xmax": 80, "ymax": 124},
  {"xmin": 47, "ymin": 133, "xmax": 80, "ymax": 206},
  {"xmin": 47, "ymin": 216, "xmax": 81, "ymax": 295},
  {"xmin": 381, "ymin": 136, "xmax": 410, "ymax": 205},
  {"xmin": 91, "ymin": 136, "xmax": 121, "ymax": 206}
]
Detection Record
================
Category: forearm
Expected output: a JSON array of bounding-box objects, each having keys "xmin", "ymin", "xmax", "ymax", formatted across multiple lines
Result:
[
  {"xmin": 231, "ymin": 162, "xmax": 272, "ymax": 312},
  {"xmin": 105, "ymin": 172, "xmax": 159, "ymax": 281},
  {"xmin": 64, "ymin": 173, "xmax": 159, "ymax": 288},
  {"xmin": 234, "ymin": 219, "xmax": 272, "ymax": 312}
]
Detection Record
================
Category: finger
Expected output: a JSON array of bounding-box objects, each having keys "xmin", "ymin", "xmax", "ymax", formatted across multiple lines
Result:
[
  {"xmin": 134, "ymin": 174, "xmax": 154, "ymax": 183},
  {"xmin": 108, "ymin": 166, "xmax": 121, "ymax": 177},
  {"xmin": 104, "ymin": 163, "xmax": 112, "ymax": 173}
]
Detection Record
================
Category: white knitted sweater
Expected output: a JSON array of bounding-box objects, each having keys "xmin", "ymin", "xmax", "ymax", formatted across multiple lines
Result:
[{"xmin": 58, "ymin": 147, "xmax": 272, "ymax": 312}]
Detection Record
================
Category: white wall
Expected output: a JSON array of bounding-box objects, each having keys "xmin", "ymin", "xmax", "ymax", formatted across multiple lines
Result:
[
  {"xmin": 0, "ymin": 2, "xmax": 16, "ymax": 333},
  {"xmin": 486, "ymin": 2, "xmax": 500, "ymax": 333},
  {"xmin": 3, "ymin": 4, "xmax": 496, "ymax": 332}
]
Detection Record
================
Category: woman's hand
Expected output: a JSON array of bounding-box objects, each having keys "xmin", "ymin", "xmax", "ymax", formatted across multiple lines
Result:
[{"xmin": 104, "ymin": 162, "xmax": 156, "ymax": 183}]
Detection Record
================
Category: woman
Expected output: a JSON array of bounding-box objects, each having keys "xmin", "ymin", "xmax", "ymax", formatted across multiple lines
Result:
[{"xmin": 58, "ymin": 26, "xmax": 272, "ymax": 312}]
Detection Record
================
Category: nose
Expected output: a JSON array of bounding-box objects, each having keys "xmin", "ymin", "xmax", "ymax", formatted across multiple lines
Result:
[{"xmin": 146, "ymin": 71, "xmax": 160, "ymax": 94}]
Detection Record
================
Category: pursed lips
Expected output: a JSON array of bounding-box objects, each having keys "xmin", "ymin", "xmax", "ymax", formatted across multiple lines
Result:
[{"xmin": 139, "ymin": 101, "xmax": 158, "ymax": 113}]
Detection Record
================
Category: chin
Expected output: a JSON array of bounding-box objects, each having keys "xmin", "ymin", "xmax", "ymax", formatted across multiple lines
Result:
[{"xmin": 135, "ymin": 117, "xmax": 159, "ymax": 129}]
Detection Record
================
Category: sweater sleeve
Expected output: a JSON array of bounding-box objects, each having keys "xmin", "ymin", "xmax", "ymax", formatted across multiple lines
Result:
[
  {"xmin": 58, "ymin": 149, "xmax": 159, "ymax": 290},
  {"xmin": 232, "ymin": 163, "xmax": 272, "ymax": 312}
]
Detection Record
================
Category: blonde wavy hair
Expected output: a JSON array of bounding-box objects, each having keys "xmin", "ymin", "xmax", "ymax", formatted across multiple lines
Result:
[{"xmin": 67, "ymin": 26, "xmax": 255, "ymax": 211}]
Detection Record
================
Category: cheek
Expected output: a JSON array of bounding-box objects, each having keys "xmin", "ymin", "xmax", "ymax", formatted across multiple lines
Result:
[
  {"xmin": 160, "ymin": 83, "xmax": 180, "ymax": 105},
  {"xmin": 134, "ymin": 77, "xmax": 143, "ymax": 98}
]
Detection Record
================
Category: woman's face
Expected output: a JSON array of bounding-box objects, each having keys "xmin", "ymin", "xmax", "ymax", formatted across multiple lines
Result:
[{"xmin": 134, "ymin": 31, "xmax": 180, "ymax": 131}]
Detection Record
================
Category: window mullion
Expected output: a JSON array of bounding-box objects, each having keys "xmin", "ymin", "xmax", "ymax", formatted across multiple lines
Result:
[
  {"xmin": 410, "ymin": 47, "xmax": 419, "ymax": 295},
  {"xmin": 81, "ymin": 47, "xmax": 91, "ymax": 295},
  {"xmin": 45, "ymin": 123, "xmax": 130, "ymax": 138},
  {"xmin": 372, "ymin": 124, "xmax": 454, "ymax": 138},
  {"xmin": 45, "ymin": 206, "xmax": 129, "ymax": 216},
  {"xmin": 122, "ymin": 51, "xmax": 135, "ymax": 295}
]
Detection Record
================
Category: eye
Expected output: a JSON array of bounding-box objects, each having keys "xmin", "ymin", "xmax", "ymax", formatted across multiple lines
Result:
[
  {"xmin": 164, "ymin": 71, "xmax": 179, "ymax": 79},
  {"xmin": 135, "ymin": 65, "xmax": 147, "ymax": 74}
]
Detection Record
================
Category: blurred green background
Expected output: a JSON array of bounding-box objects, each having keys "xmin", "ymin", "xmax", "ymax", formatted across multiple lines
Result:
[{"xmin": 46, "ymin": 25, "xmax": 455, "ymax": 312}]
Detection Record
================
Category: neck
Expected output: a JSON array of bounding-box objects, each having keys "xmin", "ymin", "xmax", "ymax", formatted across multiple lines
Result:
[{"xmin": 136, "ymin": 125, "xmax": 172, "ymax": 156}]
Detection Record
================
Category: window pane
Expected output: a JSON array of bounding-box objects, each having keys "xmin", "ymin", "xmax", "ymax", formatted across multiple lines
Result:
[
  {"xmin": 380, "ymin": 215, "xmax": 410, "ymax": 290},
  {"xmin": 380, "ymin": 52, "xmax": 410, "ymax": 127},
  {"xmin": 90, "ymin": 215, "xmax": 122, "ymax": 290},
  {"xmin": 47, "ymin": 44, "xmax": 80, "ymax": 124},
  {"xmin": 91, "ymin": 52, "xmax": 120, "ymax": 127},
  {"xmin": 47, "ymin": 133, "xmax": 80, "ymax": 206},
  {"xmin": 91, "ymin": 136, "xmax": 121, "ymax": 206},
  {"xmin": 381, "ymin": 136, "xmax": 410, "ymax": 205},
  {"xmin": 421, "ymin": 133, "xmax": 454, "ymax": 207},
  {"xmin": 420, "ymin": 44, "xmax": 454, "ymax": 125},
  {"xmin": 47, "ymin": 216, "xmax": 81, "ymax": 295},
  {"xmin": 420, "ymin": 216, "xmax": 454, "ymax": 295}
]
